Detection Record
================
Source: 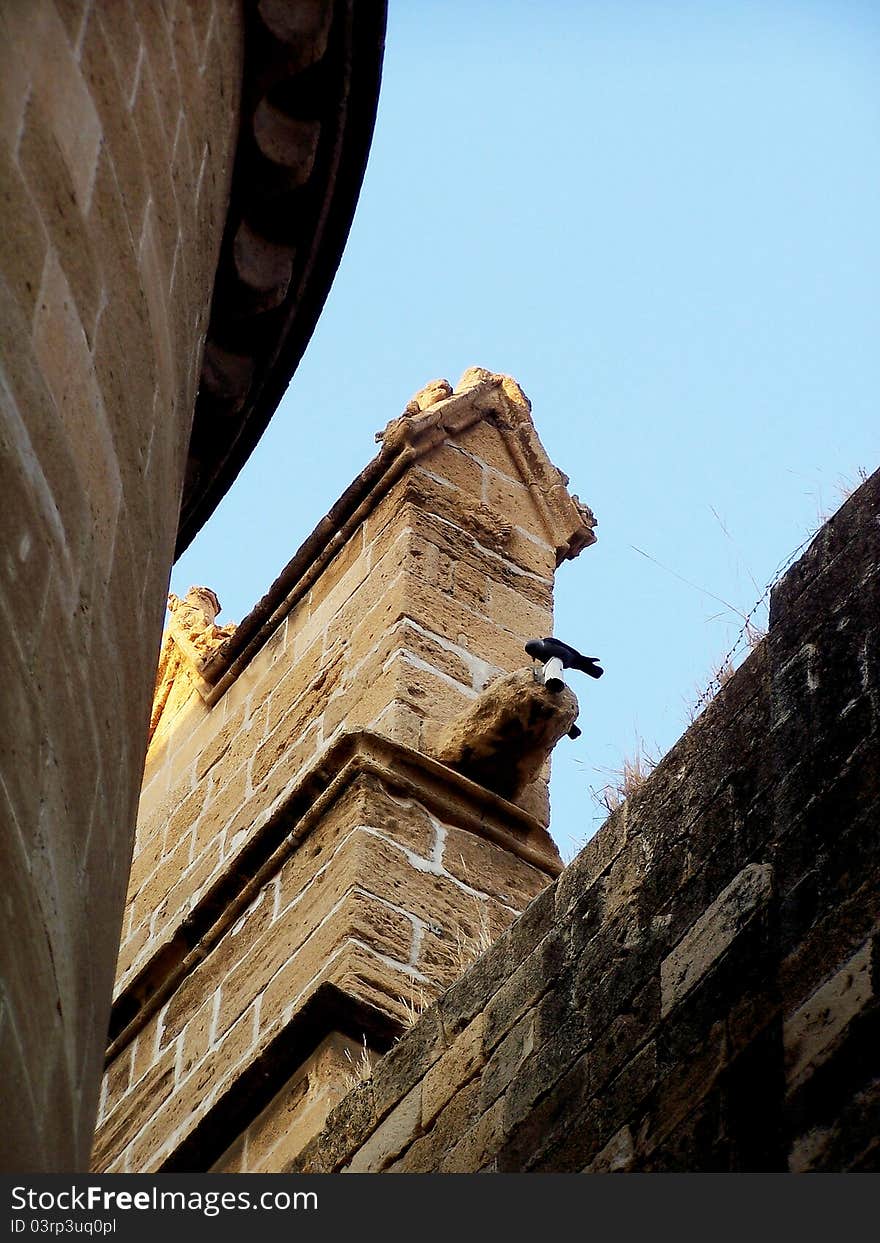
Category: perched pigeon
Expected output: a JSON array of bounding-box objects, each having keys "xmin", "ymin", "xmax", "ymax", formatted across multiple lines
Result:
[{"xmin": 525, "ymin": 637, "xmax": 604, "ymax": 680}]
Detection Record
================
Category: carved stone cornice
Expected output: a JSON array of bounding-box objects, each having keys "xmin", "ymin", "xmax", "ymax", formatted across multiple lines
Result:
[{"xmin": 176, "ymin": 0, "xmax": 388, "ymax": 556}]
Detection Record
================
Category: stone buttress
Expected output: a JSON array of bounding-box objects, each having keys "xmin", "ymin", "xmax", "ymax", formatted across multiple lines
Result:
[{"xmin": 91, "ymin": 369, "xmax": 596, "ymax": 1172}]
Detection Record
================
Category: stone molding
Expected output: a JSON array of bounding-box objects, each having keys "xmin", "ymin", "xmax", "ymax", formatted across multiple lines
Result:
[
  {"xmin": 177, "ymin": 0, "xmax": 388, "ymax": 555},
  {"xmin": 107, "ymin": 728, "xmax": 562, "ymax": 1062}
]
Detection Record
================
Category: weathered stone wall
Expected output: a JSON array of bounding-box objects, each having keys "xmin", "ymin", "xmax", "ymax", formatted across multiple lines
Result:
[
  {"xmin": 294, "ymin": 469, "xmax": 880, "ymax": 1173},
  {"xmin": 0, "ymin": 1, "xmax": 242, "ymax": 1170},
  {"xmin": 93, "ymin": 375, "xmax": 593, "ymax": 1172}
]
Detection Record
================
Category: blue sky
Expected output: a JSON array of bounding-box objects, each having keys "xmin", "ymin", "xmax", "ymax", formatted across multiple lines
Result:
[{"xmin": 172, "ymin": 1, "xmax": 879, "ymax": 861}]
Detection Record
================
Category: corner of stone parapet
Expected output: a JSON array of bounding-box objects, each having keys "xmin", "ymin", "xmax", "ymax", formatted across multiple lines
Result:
[{"xmin": 375, "ymin": 366, "xmax": 596, "ymax": 564}]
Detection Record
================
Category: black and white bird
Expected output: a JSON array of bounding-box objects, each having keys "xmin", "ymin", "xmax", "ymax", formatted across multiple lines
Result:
[{"xmin": 525, "ymin": 637, "xmax": 604, "ymax": 692}]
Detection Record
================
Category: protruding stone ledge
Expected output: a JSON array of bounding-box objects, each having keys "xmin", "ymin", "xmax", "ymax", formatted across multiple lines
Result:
[
  {"xmin": 108, "ymin": 729, "xmax": 562, "ymax": 1063},
  {"xmin": 432, "ymin": 667, "xmax": 579, "ymax": 802},
  {"xmin": 159, "ymin": 983, "xmax": 401, "ymax": 1173}
]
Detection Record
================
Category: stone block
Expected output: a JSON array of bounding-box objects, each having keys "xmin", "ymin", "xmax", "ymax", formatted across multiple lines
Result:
[
  {"xmin": 483, "ymin": 930, "xmax": 565, "ymax": 1053},
  {"xmin": 586, "ymin": 980, "xmax": 658, "ymax": 1094},
  {"xmin": 348, "ymin": 773, "xmax": 439, "ymax": 858},
  {"xmin": 32, "ymin": 252, "xmax": 121, "ymax": 565},
  {"xmin": 273, "ymin": 798, "xmax": 365, "ymax": 910},
  {"xmin": 237, "ymin": 1032, "xmax": 367, "ymax": 1172},
  {"xmin": 392, "ymin": 621, "xmax": 480, "ymax": 689},
  {"xmin": 114, "ymin": 919, "xmax": 151, "ymax": 989},
  {"xmin": 80, "ymin": 15, "xmax": 148, "ymax": 231},
  {"xmin": 129, "ymin": 1026, "xmax": 160, "ymax": 1093},
  {"xmin": 406, "ymin": 505, "xmax": 554, "ymax": 604},
  {"xmin": 19, "ymin": 97, "xmax": 102, "ymax": 339},
  {"xmin": 370, "ymin": 1006, "xmax": 448, "ymax": 1122},
  {"xmin": 37, "ymin": 3, "xmax": 102, "ymax": 191},
  {"xmin": 210, "ymin": 1132, "xmax": 246, "ymax": 1173},
  {"xmin": 320, "ymin": 663, "xmax": 398, "ymax": 738},
  {"xmin": 219, "ymin": 876, "xmax": 415, "ymax": 1039},
  {"xmin": 453, "ymin": 419, "xmax": 520, "ymax": 477},
  {"xmin": 583, "ymin": 1125, "xmax": 636, "ymax": 1173},
  {"xmin": 246, "ymin": 723, "xmax": 322, "ymax": 821},
  {"xmin": 264, "ymin": 642, "xmax": 342, "ymax": 738},
  {"xmin": 484, "ymin": 470, "xmax": 548, "ymax": 542},
  {"xmin": 345, "ymin": 571, "xmax": 523, "ymax": 682},
  {"xmin": 660, "ymin": 863, "xmax": 773, "ymax": 1016},
  {"xmin": 344, "ymin": 1084, "xmax": 422, "ymax": 1173},
  {"xmin": 421, "ymin": 1012, "xmax": 486, "ymax": 1128},
  {"xmin": 641, "ymin": 1025, "xmax": 725, "ymax": 1157},
  {"xmin": 94, "ymin": 1, "xmax": 143, "ymax": 101},
  {"xmin": 486, "ymin": 578, "xmax": 552, "ymax": 641},
  {"xmin": 124, "ymin": 1011, "xmax": 254, "ymax": 1173},
  {"xmin": 290, "ymin": 1079, "xmax": 378, "ymax": 1174},
  {"xmin": 153, "ymin": 842, "xmax": 225, "ymax": 942},
  {"xmin": 91, "ymin": 1041, "xmax": 177, "ymax": 1171},
  {"xmin": 101, "ymin": 1050, "xmax": 131, "ymax": 1125},
  {"xmin": 421, "ymin": 442, "xmax": 485, "ymax": 499},
  {"xmin": 442, "ymin": 826, "xmax": 549, "ymax": 910},
  {"xmin": 0, "ymin": 300, "xmax": 91, "ymax": 574},
  {"xmin": 195, "ymin": 765, "xmax": 249, "ymax": 855},
  {"xmin": 0, "ymin": 143, "xmax": 48, "ymax": 322},
  {"xmin": 438, "ymin": 1095, "xmax": 507, "ymax": 1173},
  {"xmin": 405, "ymin": 486, "xmax": 556, "ymax": 580},
  {"xmin": 0, "ymin": 6, "xmax": 32, "ymax": 146},
  {"xmin": 194, "ymin": 704, "xmax": 249, "ymax": 782},
  {"xmin": 391, "ymin": 656, "xmax": 475, "ymax": 728},
  {"xmin": 784, "ymin": 939, "xmax": 873, "ymax": 1091},
  {"xmin": 305, "ymin": 549, "xmax": 378, "ymax": 648},
  {"xmin": 480, "ymin": 1009, "xmax": 535, "ymax": 1111},
  {"xmin": 178, "ymin": 993, "xmax": 217, "ymax": 1083},
  {"xmin": 326, "ymin": 942, "xmax": 429, "ymax": 1030},
  {"xmin": 497, "ymin": 1052, "xmax": 590, "ymax": 1171},
  {"xmin": 419, "ymin": 1077, "xmax": 482, "ymax": 1164},
  {"xmin": 386, "ymin": 1131, "xmax": 442, "ymax": 1173}
]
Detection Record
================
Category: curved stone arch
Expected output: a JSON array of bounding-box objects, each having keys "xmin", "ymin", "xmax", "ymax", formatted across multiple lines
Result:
[{"xmin": 177, "ymin": 0, "xmax": 388, "ymax": 555}]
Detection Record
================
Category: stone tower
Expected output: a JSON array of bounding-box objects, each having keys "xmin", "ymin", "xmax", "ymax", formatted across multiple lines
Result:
[{"xmin": 92, "ymin": 369, "xmax": 596, "ymax": 1172}]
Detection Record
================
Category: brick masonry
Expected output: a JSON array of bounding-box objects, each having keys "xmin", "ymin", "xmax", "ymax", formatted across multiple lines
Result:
[
  {"xmin": 92, "ymin": 372, "xmax": 595, "ymax": 1172},
  {"xmin": 0, "ymin": 1, "xmax": 242, "ymax": 1170},
  {"xmin": 293, "ymin": 468, "xmax": 880, "ymax": 1173}
]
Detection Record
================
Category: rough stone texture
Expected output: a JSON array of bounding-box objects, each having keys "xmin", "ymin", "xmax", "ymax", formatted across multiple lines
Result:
[
  {"xmin": 93, "ymin": 376, "xmax": 592, "ymax": 1172},
  {"xmin": 293, "ymin": 469, "xmax": 880, "ymax": 1174},
  {"xmin": 92, "ymin": 756, "xmax": 554, "ymax": 1175},
  {"xmin": 0, "ymin": 0, "xmax": 243, "ymax": 1172},
  {"xmin": 210, "ymin": 1032, "xmax": 373, "ymax": 1173},
  {"xmin": 404, "ymin": 378, "xmax": 453, "ymax": 414},
  {"xmin": 432, "ymin": 669, "xmax": 579, "ymax": 800}
]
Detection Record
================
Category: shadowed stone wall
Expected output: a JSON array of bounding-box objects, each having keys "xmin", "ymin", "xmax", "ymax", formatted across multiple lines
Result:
[
  {"xmin": 294, "ymin": 468, "xmax": 880, "ymax": 1173},
  {"xmin": 0, "ymin": 0, "xmax": 242, "ymax": 1170}
]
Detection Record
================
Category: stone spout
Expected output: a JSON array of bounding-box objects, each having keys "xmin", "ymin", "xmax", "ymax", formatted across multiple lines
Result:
[{"xmin": 431, "ymin": 668, "xmax": 579, "ymax": 800}]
